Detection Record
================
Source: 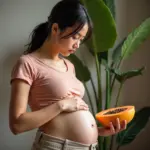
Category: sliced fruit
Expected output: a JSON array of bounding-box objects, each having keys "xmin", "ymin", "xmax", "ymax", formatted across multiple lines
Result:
[{"xmin": 95, "ymin": 106, "xmax": 135, "ymax": 127}]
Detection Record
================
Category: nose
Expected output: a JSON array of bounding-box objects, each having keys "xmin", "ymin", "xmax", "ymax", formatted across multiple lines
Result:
[{"xmin": 74, "ymin": 41, "xmax": 80, "ymax": 49}]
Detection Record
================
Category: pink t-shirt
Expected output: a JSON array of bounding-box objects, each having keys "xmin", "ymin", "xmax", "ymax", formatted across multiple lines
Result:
[{"xmin": 10, "ymin": 54, "xmax": 85, "ymax": 111}]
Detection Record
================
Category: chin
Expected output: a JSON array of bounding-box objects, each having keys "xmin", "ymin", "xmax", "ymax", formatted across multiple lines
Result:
[
  {"xmin": 60, "ymin": 53, "xmax": 71, "ymax": 57},
  {"xmin": 66, "ymin": 53, "xmax": 71, "ymax": 57}
]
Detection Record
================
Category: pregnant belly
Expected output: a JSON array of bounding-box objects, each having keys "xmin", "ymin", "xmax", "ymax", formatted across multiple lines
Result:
[{"xmin": 40, "ymin": 110, "xmax": 98, "ymax": 144}]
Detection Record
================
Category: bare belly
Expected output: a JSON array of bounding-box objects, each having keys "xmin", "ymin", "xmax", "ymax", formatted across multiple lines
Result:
[{"xmin": 40, "ymin": 110, "xmax": 98, "ymax": 144}]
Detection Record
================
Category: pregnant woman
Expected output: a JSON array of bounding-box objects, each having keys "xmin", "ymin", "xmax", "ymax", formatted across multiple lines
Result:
[{"xmin": 9, "ymin": 0, "xmax": 127, "ymax": 149}]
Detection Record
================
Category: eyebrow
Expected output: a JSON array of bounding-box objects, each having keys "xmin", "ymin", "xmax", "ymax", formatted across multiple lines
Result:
[{"xmin": 76, "ymin": 33, "xmax": 85, "ymax": 38}]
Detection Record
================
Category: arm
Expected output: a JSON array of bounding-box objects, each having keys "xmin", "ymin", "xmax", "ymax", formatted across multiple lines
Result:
[
  {"xmin": 9, "ymin": 80, "xmax": 89, "ymax": 135},
  {"xmin": 9, "ymin": 80, "xmax": 63, "ymax": 135}
]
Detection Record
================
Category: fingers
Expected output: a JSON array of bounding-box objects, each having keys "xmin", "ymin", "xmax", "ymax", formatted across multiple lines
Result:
[
  {"xmin": 62, "ymin": 90, "xmax": 81, "ymax": 99},
  {"xmin": 75, "ymin": 103, "xmax": 88, "ymax": 111},
  {"xmin": 109, "ymin": 122, "xmax": 115, "ymax": 134},
  {"xmin": 78, "ymin": 105, "xmax": 89, "ymax": 110},
  {"xmin": 115, "ymin": 118, "xmax": 121, "ymax": 132},
  {"xmin": 110, "ymin": 118, "xmax": 127, "ymax": 134},
  {"xmin": 78, "ymin": 102, "xmax": 89, "ymax": 110},
  {"xmin": 121, "ymin": 120, "xmax": 127, "ymax": 130},
  {"xmin": 61, "ymin": 91, "xmax": 73, "ymax": 99},
  {"xmin": 76, "ymin": 98, "xmax": 89, "ymax": 111},
  {"xmin": 61, "ymin": 93, "xmax": 89, "ymax": 112}
]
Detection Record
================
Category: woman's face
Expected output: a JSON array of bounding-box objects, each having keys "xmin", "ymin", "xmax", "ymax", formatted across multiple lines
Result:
[{"xmin": 51, "ymin": 23, "xmax": 89, "ymax": 57}]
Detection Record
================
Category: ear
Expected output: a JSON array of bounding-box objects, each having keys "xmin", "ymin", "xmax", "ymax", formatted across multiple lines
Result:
[{"xmin": 51, "ymin": 23, "xmax": 60, "ymax": 35}]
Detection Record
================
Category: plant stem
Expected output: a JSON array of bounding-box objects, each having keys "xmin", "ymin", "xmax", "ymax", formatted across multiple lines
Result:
[
  {"xmin": 93, "ymin": 29, "xmax": 103, "ymax": 150},
  {"xmin": 94, "ymin": 51, "xmax": 104, "ymax": 150},
  {"xmin": 109, "ymin": 135, "xmax": 115, "ymax": 150},
  {"xmin": 94, "ymin": 52, "xmax": 102, "ymax": 111},
  {"xmin": 93, "ymin": 47, "xmax": 102, "ymax": 113},
  {"xmin": 98, "ymin": 136, "xmax": 104, "ymax": 150},
  {"xmin": 109, "ymin": 66, "xmax": 124, "ymax": 150},
  {"xmin": 104, "ymin": 52, "xmax": 111, "ymax": 150},
  {"xmin": 104, "ymin": 137, "xmax": 110, "ymax": 150},
  {"xmin": 115, "ymin": 82, "xmax": 123, "ymax": 107},
  {"xmin": 110, "ymin": 56, "xmax": 123, "ymax": 97},
  {"xmin": 83, "ymin": 82, "xmax": 95, "ymax": 115},
  {"xmin": 104, "ymin": 138, "xmax": 107, "ymax": 150},
  {"xmin": 116, "ymin": 145, "xmax": 120, "ymax": 150},
  {"xmin": 105, "ymin": 67, "xmax": 111, "ymax": 109},
  {"xmin": 90, "ymin": 78, "xmax": 99, "ymax": 107}
]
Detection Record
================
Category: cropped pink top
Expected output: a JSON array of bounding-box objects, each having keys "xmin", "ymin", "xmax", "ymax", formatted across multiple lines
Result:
[{"xmin": 10, "ymin": 54, "xmax": 85, "ymax": 111}]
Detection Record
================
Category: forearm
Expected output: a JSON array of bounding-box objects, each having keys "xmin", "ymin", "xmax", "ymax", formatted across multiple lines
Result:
[{"xmin": 11, "ymin": 102, "xmax": 62, "ymax": 134}]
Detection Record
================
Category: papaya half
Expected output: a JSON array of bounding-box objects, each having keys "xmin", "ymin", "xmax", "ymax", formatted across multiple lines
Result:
[{"xmin": 95, "ymin": 106, "xmax": 135, "ymax": 127}]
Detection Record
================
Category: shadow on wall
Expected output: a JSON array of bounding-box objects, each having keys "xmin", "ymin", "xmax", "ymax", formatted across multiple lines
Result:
[{"xmin": 0, "ymin": 46, "xmax": 36, "ymax": 150}]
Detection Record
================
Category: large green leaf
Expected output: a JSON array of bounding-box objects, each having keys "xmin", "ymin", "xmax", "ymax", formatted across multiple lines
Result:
[
  {"xmin": 82, "ymin": 0, "xmax": 117, "ymax": 52},
  {"xmin": 112, "ymin": 37, "xmax": 126, "ymax": 62},
  {"xmin": 67, "ymin": 54, "xmax": 91, "ymax": 82},
  {"xmin": 103, "ymin": 0, "xmax": 115, "ymax": 19},
  {"xmin": 121, "ymin": 18, "xmax": 150, "ymax": 59},
  {"xmin": 110, "ymin": 67, "xmax": 145, "ymax": 83},
  {"xmin": 116, "ymin": 107, "xmax": 150, "ymax": 146}
]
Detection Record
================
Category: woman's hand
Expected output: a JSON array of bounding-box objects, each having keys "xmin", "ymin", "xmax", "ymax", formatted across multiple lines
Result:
[
  {"xmin": 58, "ymin": 95, "xmax": 89, "ymax": 112},
  {"xmin": 98, "ymin": 118, "xmax": 127, "ymax": 137}
]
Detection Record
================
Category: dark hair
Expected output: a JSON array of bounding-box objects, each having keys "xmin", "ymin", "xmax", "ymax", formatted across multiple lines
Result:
[{"xmin": 24, "ymin": 0, "xmax": 93, "ymax": 54}]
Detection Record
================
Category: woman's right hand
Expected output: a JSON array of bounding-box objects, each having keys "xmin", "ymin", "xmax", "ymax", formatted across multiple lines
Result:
[{"xmin": 57, "ymin": 96, "xmax": 89, "ymax": 112}]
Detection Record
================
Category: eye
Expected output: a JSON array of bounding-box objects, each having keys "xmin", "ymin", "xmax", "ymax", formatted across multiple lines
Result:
[
  {"xmin": 72, "ymin": 35, "xmax": 84, "ymax": 42},
  {"xmin": 72, "ymin": 35, "xmax": 79, "ymax": 40}
]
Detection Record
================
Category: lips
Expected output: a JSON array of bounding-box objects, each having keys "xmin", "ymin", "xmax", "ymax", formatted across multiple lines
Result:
[{"xmin": 68, "ymin": 50, "xmax": 75, "ymax": 53}]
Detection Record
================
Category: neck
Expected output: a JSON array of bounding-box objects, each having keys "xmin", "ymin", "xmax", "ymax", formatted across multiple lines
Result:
[{"xmin": 38, "ymin": 39, "xmax": 61, "ymax": 61}]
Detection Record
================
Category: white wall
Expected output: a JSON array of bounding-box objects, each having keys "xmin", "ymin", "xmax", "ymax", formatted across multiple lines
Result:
[{"xmin": 0, "ymin": 0, "xmax": 59, "ymax": 149}]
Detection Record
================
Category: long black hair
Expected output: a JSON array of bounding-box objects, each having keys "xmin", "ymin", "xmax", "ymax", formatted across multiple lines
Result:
[{"xmin": 24, "ymin": 0, "xmax": 93, "ymax": 54}]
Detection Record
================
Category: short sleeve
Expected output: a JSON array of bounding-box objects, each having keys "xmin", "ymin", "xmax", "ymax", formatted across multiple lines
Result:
[{"xmin": 10, "ymin": 57, "xmax": 35, "ymax": 85}]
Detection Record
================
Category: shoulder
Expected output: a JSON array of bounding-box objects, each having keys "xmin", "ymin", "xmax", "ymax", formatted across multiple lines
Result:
[
  {"xmin": 14, "ymin": 54, "xmax": 37, "ymax": 70},
  {"xmin": 12, "ymin": 54, "xmax": 36, "ymax": 76},
  {"xmin": 16, "ymin": 54, "xmax": 33, "ymax": 64},
  {"xmin": 11, "ymin": 54, "xmax": 37, "ymax": 85}
]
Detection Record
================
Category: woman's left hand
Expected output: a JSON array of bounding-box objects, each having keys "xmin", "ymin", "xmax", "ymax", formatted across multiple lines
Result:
[{"xmin": 98, "ymin": 118, "xmax": 127, "ymax": 137}]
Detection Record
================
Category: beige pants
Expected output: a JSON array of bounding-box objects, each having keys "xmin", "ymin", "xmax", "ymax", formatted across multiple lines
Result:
[{"xmin": 31, "ymin": 130, "xmax": 98, "ymax": 150}]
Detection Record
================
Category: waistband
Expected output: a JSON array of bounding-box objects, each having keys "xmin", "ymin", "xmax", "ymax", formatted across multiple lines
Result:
[{"xmin": 34, "ymin": 130, "xmax": 98, "ymax": 150}]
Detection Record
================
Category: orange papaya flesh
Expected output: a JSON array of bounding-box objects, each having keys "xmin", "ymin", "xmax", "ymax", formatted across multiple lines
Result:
[{"xmin": 95, "ymin": 106, "xmax": 135, "ymax": 127}]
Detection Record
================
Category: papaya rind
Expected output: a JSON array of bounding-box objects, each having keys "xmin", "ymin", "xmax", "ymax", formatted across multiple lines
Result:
[{"xmin": 95, "ymin": 106, "xmax": 135, "ymax": 127}]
